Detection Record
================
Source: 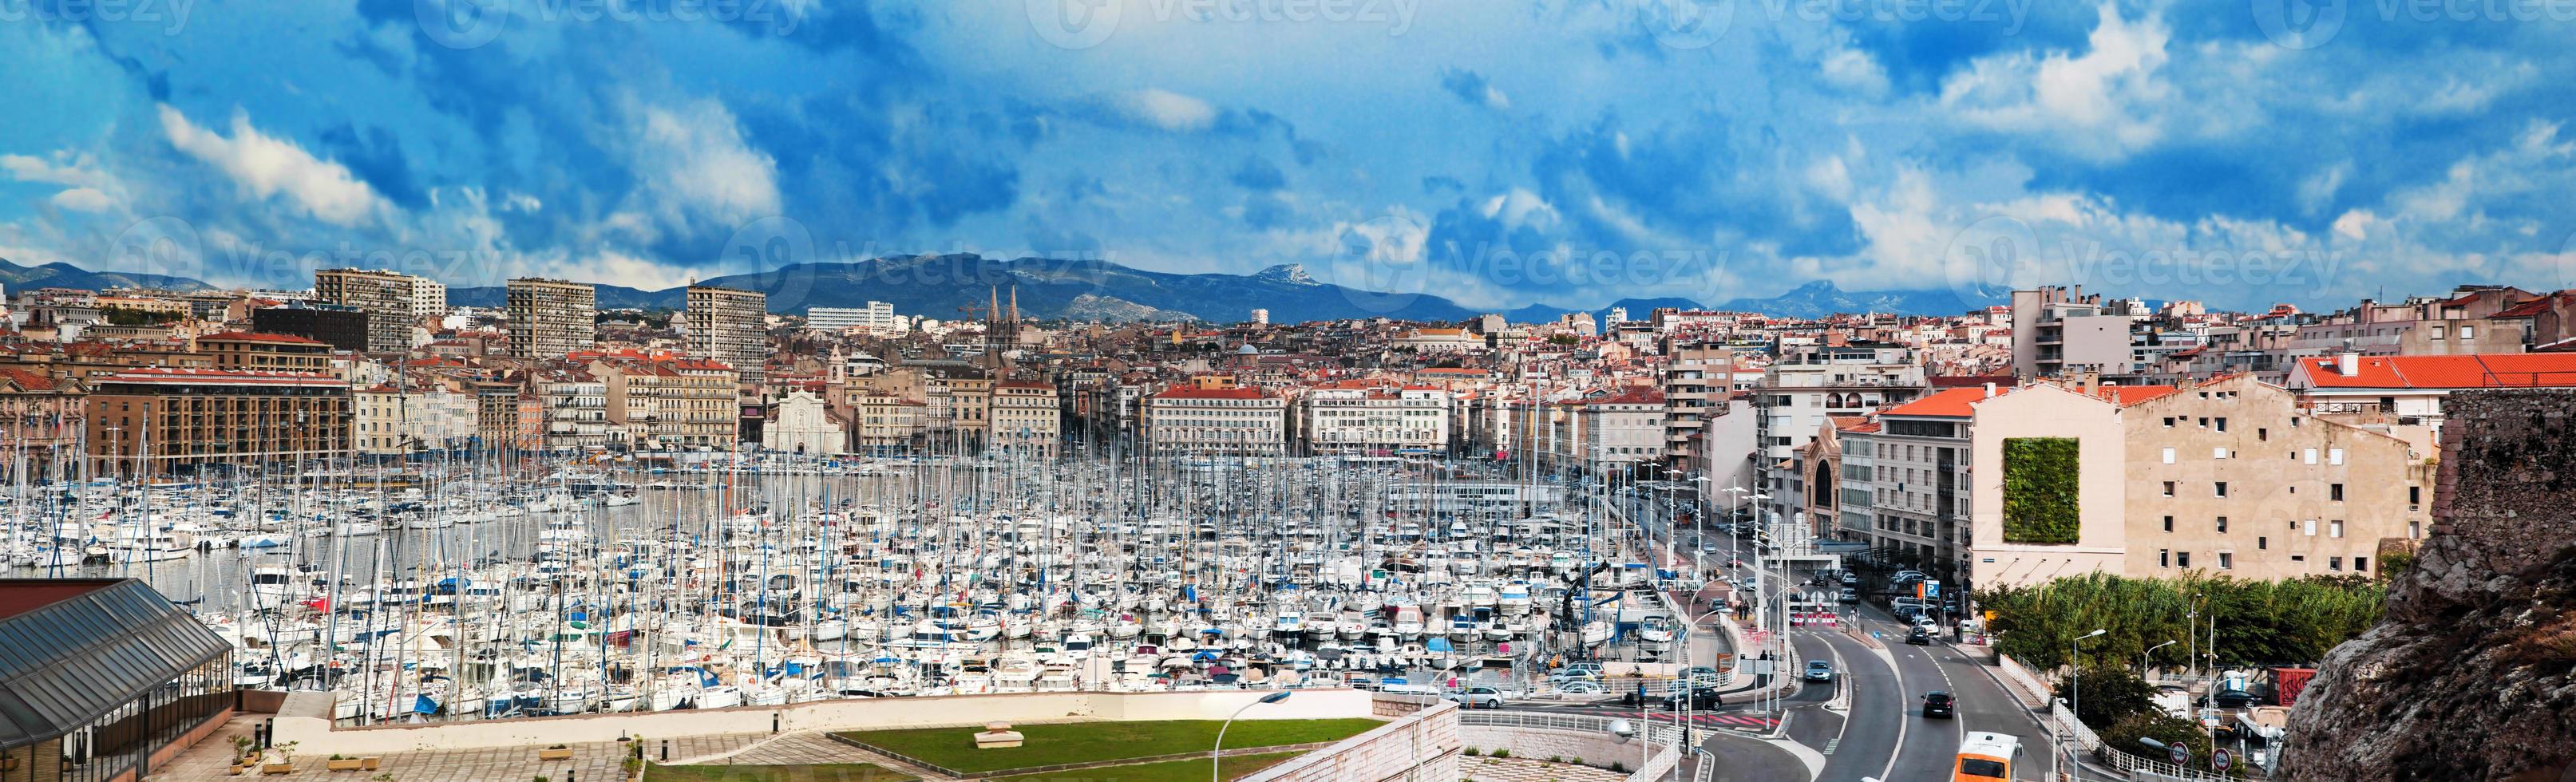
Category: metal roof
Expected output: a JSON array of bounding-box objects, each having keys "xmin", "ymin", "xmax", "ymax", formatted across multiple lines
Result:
[{"xmin": 0, "ymin": 579, "xmax": 232, "ymax": 750}]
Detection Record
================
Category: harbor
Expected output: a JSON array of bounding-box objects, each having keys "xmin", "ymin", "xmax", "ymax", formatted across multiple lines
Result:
[{"xmin": 2, "ymin": 452, "xmax": 1715, "ymax": 727}]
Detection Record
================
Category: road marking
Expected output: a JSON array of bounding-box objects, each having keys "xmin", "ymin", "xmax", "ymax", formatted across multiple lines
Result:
[
  {"xmin": 1877, "ymin": 618, "xmax": 1909, "ymax": 782},
  {"xmin": 1822, "ymin": 737, "xmax": 1839, "ymax": 755}
]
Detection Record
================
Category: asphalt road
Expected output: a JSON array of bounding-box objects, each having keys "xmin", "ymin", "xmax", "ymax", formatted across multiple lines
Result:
[{"xmin": 1792, "ymin": 605, "xmax": 2060, "ymax": 781}]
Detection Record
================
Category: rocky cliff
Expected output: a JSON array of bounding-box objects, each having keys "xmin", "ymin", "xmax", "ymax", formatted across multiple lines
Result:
[{"xmin": 2281, "ymin": 389, "xmax": 2576, "ymax": 781}]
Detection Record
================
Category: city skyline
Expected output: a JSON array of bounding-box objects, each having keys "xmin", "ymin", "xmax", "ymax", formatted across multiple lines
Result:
[{"xmin": 0, "ymin": 2, "xmax": 2570, "ymax": 314}]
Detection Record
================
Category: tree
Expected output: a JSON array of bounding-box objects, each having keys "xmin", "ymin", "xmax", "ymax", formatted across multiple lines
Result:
[
  {"xmin": 2098, "ymin": 712, "xmax": 2247, "ymax": 778},
  {"xmin": 2056, "ymin": 664, "xmax": 2156, "ymax": 730}
]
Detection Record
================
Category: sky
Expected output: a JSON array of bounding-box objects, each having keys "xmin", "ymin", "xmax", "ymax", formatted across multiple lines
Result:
[{"xmin": 2, "ymin": 0, "xmax": 2572, "ymax": 313}]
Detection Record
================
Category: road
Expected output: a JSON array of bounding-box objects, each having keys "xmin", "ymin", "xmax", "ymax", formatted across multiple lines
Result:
[{"xmin": 1628, "ymin": 489, "xmax": 2059, "ymax": 780}]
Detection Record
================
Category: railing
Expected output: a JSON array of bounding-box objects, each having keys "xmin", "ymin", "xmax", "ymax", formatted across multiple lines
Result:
[{"xmin": 2048, "ymin": 699, "xmax": 2230, "ymax": 781}]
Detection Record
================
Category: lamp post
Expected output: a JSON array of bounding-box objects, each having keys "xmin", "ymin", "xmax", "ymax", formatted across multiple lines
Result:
[
  {"xmin": 1214, "ymin": 691, "xmax": 1291, "ymax": 782},
  {"xmin": 2143, "ymin": 640, "xmax": 2178, "ymax": 676},
  {"xmin": 2071, "ymin": 628, "xmax": 2107, "ymax": 776}
]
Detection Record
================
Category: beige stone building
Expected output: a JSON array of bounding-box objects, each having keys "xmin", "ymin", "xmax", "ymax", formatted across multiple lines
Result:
[
  {"xmin": 2119, "ymin": 374, "xmax": 2429, "ymax": 580},
  {"xmin": 1143, "ymin": 386, "xmax": 1286, "ymax": 455},
  {"xmin": 315, "ymin": 268, "xmax": 439, "ymax": 353},
  {"xmin": 990, "ymin": 379, "xmax": 1061, "ymax": 456}
]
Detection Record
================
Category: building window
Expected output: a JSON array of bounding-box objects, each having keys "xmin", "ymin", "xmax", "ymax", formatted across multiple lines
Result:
[
  {"xmin": 2216, "ymin": 417, "xmax": 2228, "ymax": 432},
  {"xmin": 2460, "ymin": 326, "xmax": 2476, "ymax": 340},
  {"xmin": 2356, "ymin": 556, "xmax": 2369, "ymax": 572},
  {"xmin": 2162, "ymin": 448, "xmax": 2177, "ymax": 464},
  {"xmin": 2163, "ymin": 417, "xmax": 2175, "ymax": 428},
  {"xmin": 2162, "ymin": 480, "xmax": 2176, "ymax": 497},
  {"xmin": 2215, "ymin": 516, "xmax": 2228, "ymax": 533},
  {"xmin": 2159, "ymin": 549, "xmax": 2170, "ymax": 567},
  {"xmin": 2329, "ymin": 556, "xmax": 2344, "ymax": 571},
  {"xmin": 2257, "ymin": 535, "xmax": 2268, "ymax": 550},
  {"xmin": 2178, "ymin": 551, "xmax": 2191, "ymax": 568},
  {"xmin": 2214, "ymin": 481, "xmax": 2229, "ymax": 497},
  {"xmin": 2218, "ymin": 552, "xmax": 2234, "ymax": 570},
  {"xmin": 2162, "ymin": 515, "xmax": 2174, "ymax": 532},
  {"xmin": 2331, "ymin": 519, "xmax": 2345, "ymax": 538},
  {"xmin": 2257, "ymin": 427, "xmax": 2269, "ymax": 441},
  {"xmin": 2331, "ymin": 483, "xmax": 2345, "ymax": 501}
]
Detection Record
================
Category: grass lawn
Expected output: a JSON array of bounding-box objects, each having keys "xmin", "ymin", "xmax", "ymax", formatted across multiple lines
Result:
[
  {"xmin": 988, "ymin": 751, "xmax": 1303, "ymax": 782},
  {"xmin": 836, "ymin": 718, "xmax": 1379, "ymax": 774},
  {"xmin": 646, "ymin": 761, "xmax": 916, "ymax": 781}
]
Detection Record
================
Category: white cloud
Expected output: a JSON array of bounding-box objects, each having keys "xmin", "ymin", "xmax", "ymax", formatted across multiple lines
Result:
[
  {"xmin": 1819, "ymin": 47, "xmax": 1889, "ymax": 96},
  {"xmin": 2297, "ymin": 161, "xmax": 2349, "ymax": 216},
  {"xmin": 49, "ymin": 188, "xmax": 113, "ymax": 212},
  {"xmin": 1937, "ymin": 3, "xmax": 2173, "ymax": 161},
  {"xmin": 1120, "ymin": 89, "xmax": 1218, "ymax": 132},
  {"xmin": 627, "ymin": 97, "xmax": 782, "ymax": 227},
  {"xmin": 157, "ymin": 105, "xmax": 389, "ymax": 227},
  {"xmin": 1480, "ymin": 188, "xmax": 1558, "ymax": 231}
]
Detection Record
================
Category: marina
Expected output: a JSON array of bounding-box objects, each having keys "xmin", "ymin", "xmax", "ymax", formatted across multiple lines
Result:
[{"xmin": 2, "ymin": 452, "xmax": 1703, "ymax": 727}]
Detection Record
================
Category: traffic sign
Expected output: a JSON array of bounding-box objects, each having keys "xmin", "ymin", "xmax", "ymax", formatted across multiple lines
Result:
[
  {"xmin": 2212, "ymin": 748, "xmax": 2233, "ymax": 772},
  {"xmin": 2169, "ymin": 743, "xmax": 2190, "ymax": 765}
]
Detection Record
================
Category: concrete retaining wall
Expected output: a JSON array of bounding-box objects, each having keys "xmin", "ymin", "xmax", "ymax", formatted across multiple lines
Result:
[
  {"xmin": 1244, "ymin": 700, "xmax": 1460, "ymax": 782},
  {"xmin": 273, "ymin": 688, "xmax": 1375, "ymax": 755},
  {"xmin": 1462, "ymin": 725, "xmax": 1643, "ymax": 768}
]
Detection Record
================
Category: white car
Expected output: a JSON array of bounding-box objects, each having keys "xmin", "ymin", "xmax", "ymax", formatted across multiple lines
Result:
[{"xmin": 1444, "ymin": 686, "xmax": 1507, "ymax": 709}]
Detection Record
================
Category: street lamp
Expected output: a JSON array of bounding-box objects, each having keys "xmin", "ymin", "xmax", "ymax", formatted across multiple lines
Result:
[
  {"xmin": 2143, "ymin": 639, "xmax": 2178, "ymax": 674},
  {"xmin": 2071, "ymin": 628, "xmax": 2107, "ymax": 775},
  {"xmin": 1214, "ymin": 691, "xmax": 1291, "ymax": 782}
]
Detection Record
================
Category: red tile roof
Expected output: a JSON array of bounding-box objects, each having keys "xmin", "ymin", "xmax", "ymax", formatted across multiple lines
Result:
[
  {"xmin": 1882, "ymin": 383, "xmax": 2178, "ymax": 417},
  {"xmin": 2293, "ymin": 353, "xmax": 2576, "ymax": 389},
  {"xmin": 1152, "ymin": 386, "xmax": 1271, "ymax": 401}
]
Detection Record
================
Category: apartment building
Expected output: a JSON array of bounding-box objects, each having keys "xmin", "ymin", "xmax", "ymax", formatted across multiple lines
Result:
[
  {"xmin": 2010, "ymin": 285, "xmax": 2149, "ymax": 378},
  {"xmin": 850, "ymin": 392, "xmax": 925, "ymax": 454},
  {"xmin": 685, "ymin": 284, "xmax": 767, "ymax": 386},
  {"xmin": 2121, "ymin": 374, "xmax": 2430, "ymax": 580},
  {"xmin": 84, "ymin": 368, "xmax": 351, "ymax": 476},
  {"xmin": 1295, "ymin": 381, "xmax": 1450, "ymax": 456},
  {"xmin": 991, "ymin": 379, "xmax": 1062, "ymax": 456},
  {"xmin": 250, "ymin": 302, "xmax": 370, "ymax": 352},
  {"xmin": 506, "ymin": 278, "xmax": 597, "ymax": 360},
  {"xmin": 1754, "ymin": 343, "xmax": 1925, "ymax": 522},
  {"xmin": 593, "ymin": 357, "xmax": 737, "ymax": 448},
  {"xmin": 350, "ymin": 383, "xmax": 477, "ymax": 455},
  {"xmin": 0, "ymin": 368, "xmax": 83, "ymax": 481},
  {"xmin": 315, "ymin": 268, "xmax": 439, "ymax": 353},
  {"xmin": 1577, "ymin": 387, "xmax": 1665, "ymax": 470},
  {"xmin": 1143, "ymin": 386, "xmax": 1286, "ymax": 455},
  {"xmin": 1659, "ymin": 342, "xmax": 1737, "ymax": 464},
  {"xmin": 536, "ymin": 369, "xmax": 611, "ymax": 452},
  {"xmin": 195, "ymin": 332, "xmax": 334, "ymax": 373},
  {"xmin": 2284, "ymin": 286, "xmax": 2537, "ymax": 360},
  {"xmin": 807, "ymin": 302, "xmax": 900, "ymax": 333}
]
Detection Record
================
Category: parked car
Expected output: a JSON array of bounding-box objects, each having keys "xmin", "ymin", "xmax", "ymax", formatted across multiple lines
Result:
[
  {"xmin": 2212, "ymin": 689, "xmax": 2260, "ymax": 709},
  {"xmin": 1892, "ymin": 570, "xmax": 1927, "ymax": 584},
  {"xmin": 1557, "ymin": 680, "xmax": 1605, "ymax": 695},
  {"xmin": 1838, "ymin": 587, "xmax": 1859, "ymax": 604},
  {"xmin": 1445, "ymin": 686, "xmax": 1506, "ymax": 709},
  {"xmin": 1922, "ymin": 691, "xmax": 1956, "ymax": 718},
  {"xmin": 1805, "ymin": 660, "xmax": 1834, "ymax": 681}
]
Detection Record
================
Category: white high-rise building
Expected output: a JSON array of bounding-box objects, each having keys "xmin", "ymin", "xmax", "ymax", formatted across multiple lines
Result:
[{"xmin": 808, "ymin": 302, "xmax": 900, "ymax": 332}]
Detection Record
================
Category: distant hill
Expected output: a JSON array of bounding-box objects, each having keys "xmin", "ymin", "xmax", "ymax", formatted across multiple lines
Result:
[
  {"xmin": 0, "ymin": 257, "xmax": 215, "ymax": 294},
  {"xmin": 30, "ymin": 251, "xmax": 1979, "ymax": 322},
  {"xmin": 1715, "ymin": 280, "xmax": 1975, "ymax": 318},
  {"xmin": 461, "ymin": 255, "xmax": 1480, "ymax": 324}
]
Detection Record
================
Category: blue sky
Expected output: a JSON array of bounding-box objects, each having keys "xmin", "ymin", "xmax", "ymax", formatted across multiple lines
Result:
[{"xmin": 2, "ymin": 0, "xmax": 2571, "ymax": 312}]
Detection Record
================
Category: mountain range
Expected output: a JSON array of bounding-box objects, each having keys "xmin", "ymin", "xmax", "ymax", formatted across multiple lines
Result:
[{"xmin": 6, "ymin": 254, "xmax": 1982, "ymax": 322}]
